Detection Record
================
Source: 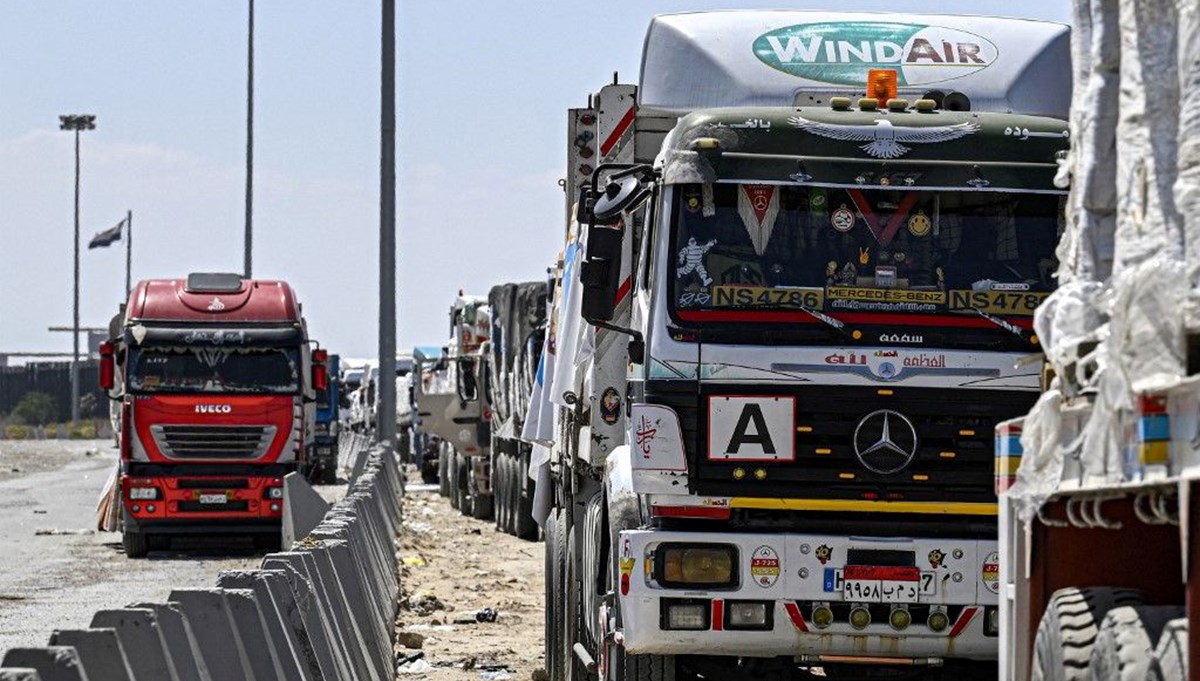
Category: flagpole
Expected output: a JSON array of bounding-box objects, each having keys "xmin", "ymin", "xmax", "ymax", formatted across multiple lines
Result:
[{"xmin": 125, "ymin": 210, "xmax": 132, "ymax": 297}]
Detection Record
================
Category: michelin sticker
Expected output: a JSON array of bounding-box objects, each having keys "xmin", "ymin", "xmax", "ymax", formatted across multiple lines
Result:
[
  {"xmin": 751, "ymin": 545, "xmax": 782, "ymax": 588},
  {"xmin": 753, "ymin": 22, "xmax": 999, "ymax": 86}
]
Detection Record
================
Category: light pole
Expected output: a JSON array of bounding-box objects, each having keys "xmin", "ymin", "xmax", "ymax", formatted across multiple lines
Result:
[
  {"xmin": 378, "ymin": 0, "xmax": 397, "ymax": 450},
  {"xmin": 60, "ymin": 113, "xmax": 96, "ymax": 424},
  {"xmin": 244, "ymin": 0, "xmax": 255, "ymax": 278}
]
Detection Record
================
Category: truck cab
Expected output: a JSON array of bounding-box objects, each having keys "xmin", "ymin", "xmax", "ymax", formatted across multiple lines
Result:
[{"xmin": 100, "ymin": 272, "xmax": 326, "ymax": 557}]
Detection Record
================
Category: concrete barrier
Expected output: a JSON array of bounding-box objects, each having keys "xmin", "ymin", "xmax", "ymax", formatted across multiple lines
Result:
[
  {"xmin": 0, "ymin": 439, "xmax": 402, "ymax": 681},
  {"xmin": 46, "ymin": 629, "xmax": 132, "ymax": 681},
  {"xmin": 0, "ymin": 648, "xmax": 87, "ymax": 681}
]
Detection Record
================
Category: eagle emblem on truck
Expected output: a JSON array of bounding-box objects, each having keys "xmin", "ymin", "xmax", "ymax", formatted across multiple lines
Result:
[{"xmin": 788, "ymin": 116, "xmax": 980, "ymax": 159}]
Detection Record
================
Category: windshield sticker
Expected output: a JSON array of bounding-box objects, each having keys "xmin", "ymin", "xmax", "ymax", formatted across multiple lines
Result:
[
  {"xmin": 880, "ymin": 333, "xmax": 924, "ymax": 344},
  {"xmin": 713, "ymin": 285, "xmax": 824, "ymax": 309},
  {"xmin": 677, "ymin": 237, "xmax": 717, "ymax": 287},
  {"xmin": 738, "ymin": 184, "xmax": 780, "ymax": 255},
  {"xmin": 684, "ymin": 188, "xmax": 702, "ymax": 214},
  {"xmin": 847, "ymin": 189, "xmax": 920, "ymax": 246},
  {"xmin": 775, "ymin": 350, "xmax": 1003, "ymax": 383},
  {"xmin": 949, "ymin": 290, "xmax": 1046, "ymax": 316},
  {"xmin": 831, "ymin": 204, "xmax": 855, "ymax": 232},
  {"xmin": 908, "ymin": 211, "xmax": 932, "ymax": 237},
  {"xmin": 753, "ymin": 22, "xmax": 999, "ymax": 86}
]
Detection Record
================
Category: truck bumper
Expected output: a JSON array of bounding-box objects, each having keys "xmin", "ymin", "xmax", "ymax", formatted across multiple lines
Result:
[
  {"xmin": 618, "ymin": 529, "xmax": 999, "ymax": 661},
  {"xmin": 121, "ymin": 473, "xmax": 285, "ymax": 534}
]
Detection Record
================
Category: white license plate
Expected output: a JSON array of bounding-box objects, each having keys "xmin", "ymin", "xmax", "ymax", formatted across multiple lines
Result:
[
  {"xmin": 828, "ymin": 567, "xmax": 937, "ymax": 602},
  {"xmin": 198, "ymin": 493, "xmax": 227, "ymax": 504}
]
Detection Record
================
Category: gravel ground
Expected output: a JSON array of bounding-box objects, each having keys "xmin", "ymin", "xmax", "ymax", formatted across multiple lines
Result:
[
  {"xmin": 395, "ymin": 477, "xmax": 545, "ymax": 680},
  {"xmin": 0, "ymin": 439, "xmax": 328, "ymax": 654}
]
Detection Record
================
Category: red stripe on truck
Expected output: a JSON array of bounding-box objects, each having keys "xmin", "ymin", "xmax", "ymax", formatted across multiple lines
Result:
[{"xmin": 600, "ymin": 107, "xmax": 636, "ymax": 157}]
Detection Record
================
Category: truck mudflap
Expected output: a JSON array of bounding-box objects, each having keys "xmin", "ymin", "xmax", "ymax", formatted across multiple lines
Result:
[
  {"xmin": 617, "ymin": 529, "xmax": 999, "ymax": 661},
  {"xmin": 121, "ymin": 474, "xmax": 285, "ymax": 532}
]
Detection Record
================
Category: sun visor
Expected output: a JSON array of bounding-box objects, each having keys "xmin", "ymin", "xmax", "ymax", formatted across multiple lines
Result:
[
  {"xmin": 637, "ymin": 11, "xmax": 1071, "ymax": 118},
  {"xmin": 125, "ymin": 325, "xmax": 303, "ymax": 347}
]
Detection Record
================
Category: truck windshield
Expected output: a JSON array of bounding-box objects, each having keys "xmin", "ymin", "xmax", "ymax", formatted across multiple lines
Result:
[
  {"xmin": 127, "ymin": 346, "xmax": 301, "ymax": 394},
  {"xmin": 670, "ymin": 183, "xmax": 1062, "ymax": 346}
]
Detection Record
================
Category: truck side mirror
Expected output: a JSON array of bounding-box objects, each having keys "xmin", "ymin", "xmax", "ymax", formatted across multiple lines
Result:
[
  {"xmin": 580, "ymin": 221, "xmax": 623, "ymax": 323},
  {"xmin": 99, "ymin": 341, "xmax": 116, "ymax": 391},
  {"xmin": 312, "ymin": 349, "xmax": 329, "ymax": 392},
  {"xmin": 592, "ymin": 175, "xmax": 650, "ymax": 223}
]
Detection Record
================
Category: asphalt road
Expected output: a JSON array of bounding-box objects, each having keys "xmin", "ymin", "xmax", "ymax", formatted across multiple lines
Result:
[{"xmin": 0, "ymin": 439, "xmax": 280, "ymax": 654}]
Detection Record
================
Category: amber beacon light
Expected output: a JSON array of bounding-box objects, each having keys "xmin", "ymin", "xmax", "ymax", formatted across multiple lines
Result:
[{"xmin": 867, "ymin": 69, "xmax": 899, "ymax": 108}]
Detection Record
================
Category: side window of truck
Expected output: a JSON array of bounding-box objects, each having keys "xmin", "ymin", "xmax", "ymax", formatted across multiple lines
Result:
[{"xmin": 637, "ymin": 189, "xmax": 657, "ymax": 292}]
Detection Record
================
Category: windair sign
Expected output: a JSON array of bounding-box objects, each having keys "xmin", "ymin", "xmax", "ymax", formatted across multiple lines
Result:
[{"xmin": 753, "ymin": 22, "xmax": 998, "ymax": 87}]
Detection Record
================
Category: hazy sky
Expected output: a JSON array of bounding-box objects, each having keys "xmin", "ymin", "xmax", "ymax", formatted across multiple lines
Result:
[{"xmin": 1, "ymin": 1, "xmax": 1071, "ymax": 360}]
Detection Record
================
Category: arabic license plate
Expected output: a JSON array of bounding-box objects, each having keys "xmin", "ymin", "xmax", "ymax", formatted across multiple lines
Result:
[
  {"xmin": 198, "ymin": 493, "xmax": 227, "ymax": 504},
  {"xmin": 825, "ymin": 566, "xmax": 937, "ymax": 602}
]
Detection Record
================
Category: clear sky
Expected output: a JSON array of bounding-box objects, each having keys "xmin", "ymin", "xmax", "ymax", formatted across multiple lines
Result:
[{"xmin": 0, "ymin": 1, "xmax": 1071, "ymax": 360}]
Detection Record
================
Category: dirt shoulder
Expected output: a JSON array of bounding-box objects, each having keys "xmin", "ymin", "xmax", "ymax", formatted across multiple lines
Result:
[{"xmin": 395, "ymin": 479, "xmax": 545, "ymax": 680}]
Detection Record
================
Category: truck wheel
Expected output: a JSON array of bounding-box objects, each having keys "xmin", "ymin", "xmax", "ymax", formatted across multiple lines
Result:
[
  {"xmin": 473, "ymin": 493, "xmax": 494, "ymax": 521},
  {"xmin": 514, "ymin": 455, "xmax": 538, "ymax": 541},
  {"xmin": 502, "ymin": 453, "xmax": 515, "ymax": 534},
  {"xmin": 546, "ymin": 508, "xmax": 567, "ymax": 681},
  {"xmin": 1090, "ymin": 605, "xmax": 1184, "ymax": 681},
  {"xmin": 623, "ymin": 654, "xmax": 676, "ymax": 681},
  {"xmin": 448, "ymin": 450, "xmax": 461, "ymax": 510},
  {"xmin": 1147, "ymin": 618, "xmax": 1188, "ymax": 681},
  {"xmin": 438, "ymin": 446, "xmax": 450, "ymax": 497},
  {"xmin": 1031, "ymin": 587, "xmax": 1145, "ymax": 681},
  {"xmin": 122, "ymin": 530, "xmax": 149, "ymax": 558}
]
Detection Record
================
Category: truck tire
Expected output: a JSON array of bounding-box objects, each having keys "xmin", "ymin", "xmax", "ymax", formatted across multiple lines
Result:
[
  {"xmin": 457, "ymin": 453, "xmax": 472, "ymax": 517},
  {"xmin": 420, "ymin": 459, "xmax": 439, "ymax": 485},
  {"xmin": 546, "ymin": 508, "xmax": 567, "ymax": 681},
  {"xmin": 514, "ymin": 455, "xmax": 539, "ymax": 541},
  {"xmin": 449, "ymin": 450, "xmax": 461, "ymax": 510},
  {"xmin": 438, "ymin": 445, "xmax": 450, "ymax": 497},
  {"xmin": 122, "ymin": 530, "xmax": 149, "ymax": 558},
  {"xmin": 1089, "ymin": 605, "xmax": 1183, "ymax": 681},
  {"xmin": 493, "ymin": 453, "xmax": 506, "ymax": 532},
  {"xmin": 473, "ymin": 493, "xmax": 494, "ymax": 521},
  {"xmin": 1030, "ymin": 587, "xmax": 1145, "ymax": 681},
  {"xmin": 1147, "ymin": 618, "xmax": 1188, "ymax": 681},
  {"xmin": 623, "ymin": 654, "xmax": 676, "ymax": 681}
]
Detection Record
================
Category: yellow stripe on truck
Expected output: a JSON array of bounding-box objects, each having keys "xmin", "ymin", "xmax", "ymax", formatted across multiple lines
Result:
[{"xmin": 729, "ymin": 497, "xmax": 998, "ymax": 516}]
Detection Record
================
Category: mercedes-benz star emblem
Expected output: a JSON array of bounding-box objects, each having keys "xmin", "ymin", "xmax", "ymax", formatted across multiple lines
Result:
[{"xmin": 852, "ymin": 409, "xmax": 919, "ymax": 475}]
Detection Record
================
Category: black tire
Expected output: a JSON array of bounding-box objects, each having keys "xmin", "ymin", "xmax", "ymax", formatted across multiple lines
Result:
[
  {"xmin": 449, "ymin": 450, "xmax": 461, "ymax": 510},
  {"xmin": 473, "ymin": 493, "xmax": 494, "ymax": 521},
  {"xmin": 564, "ymin": 530, "xmax": 584, "ymax": 680},
  {"xmin": 546, "ymin": 508, "xmax": 567, "ymax": 681},
  {"xmin": 514, "ymin": 454, "xmax": 539, "ymax": 541},
  {"xmin": 438, "ymin": 444, "xmax": 450, "ymax": 497},
  {"xmin": 1090, "ymin": 605, "xmax": 1184, "ymax": 681},
  {"xmin": 503, "ymin": 453, "xmax": 516, "ymax": 534},
  {"xmin": 420, "ymin": 460, "xmax": 439, "ymax": 485},
  {"xmin": 1031, "ymin": 587, "xmax": 1146, "ymax": 681},
  {"xmin": 255, "ymin": 533, "xmax": 284, "ymax": 553},
  {"xmin": 1147, "ymin": 617, "xmax": 1187, "ymax": 681},
  {"xmin": 623, "ymin": 654, "xmax": 676, "ymax": 681},
  {"xmin": 457, "ymin": 453, "xmax": 472, "ymax": 517},
  {"xmin": 122, "ymin": 530, "xmax": 149, "ymax": 558},
  {"xmin": 494, "ymin": 452, "xmax": 507, "ymax": 532}
]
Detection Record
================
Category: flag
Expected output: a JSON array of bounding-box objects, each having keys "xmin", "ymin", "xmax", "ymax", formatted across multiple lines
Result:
[{"xmin": 88, "ymin": 218, "xmax": 125, "ymax": 250}]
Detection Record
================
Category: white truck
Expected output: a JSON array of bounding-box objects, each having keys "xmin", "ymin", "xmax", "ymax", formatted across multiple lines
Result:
[
  {"xmin": 528, "ymin": 11, "xmax": 1071, "ymax": 680},
  {"xmin": 998, "ymin": 0, "xmax": 1200, "ymax": 679}
]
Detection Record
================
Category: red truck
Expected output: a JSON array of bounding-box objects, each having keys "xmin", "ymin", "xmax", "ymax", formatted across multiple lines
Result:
[{"xmin": 100, "ymin": 273, "xmax": 326, "ymax": 557}]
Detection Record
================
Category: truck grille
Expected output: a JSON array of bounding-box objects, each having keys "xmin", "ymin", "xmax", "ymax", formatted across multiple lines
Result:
[
  {"xmin": 646, "ymin": 383, "xmax": 1035, "ymax": 505},
  {"xmin": 151, "ymin": 425, "xmax": 276, "ymax": 460}
]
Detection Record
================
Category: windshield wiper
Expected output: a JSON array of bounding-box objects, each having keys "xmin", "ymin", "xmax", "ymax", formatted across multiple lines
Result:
[
  {"xmin": 951, "ymin": 307, "xmax": 1028, "ymax": 340},
  {"xmin": 797, "ymin": 305, "xmax": 849, "ymax": 338}
]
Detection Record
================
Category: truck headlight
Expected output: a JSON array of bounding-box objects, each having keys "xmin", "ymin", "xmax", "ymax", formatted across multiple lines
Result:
[
  {"xmin": 725, "ymin": 601, "xmax": 771, "ymax": 630},
  {"xmin": 661, "ymin": 600, "xmax": 709, "ymax": 630},
  {"xmin": 656, "ymin": 543, "xmax": 737, "ymax": 588},
  {"xmin": 128, "ymin": 487, "xmax": 159, "ymax": 500}
]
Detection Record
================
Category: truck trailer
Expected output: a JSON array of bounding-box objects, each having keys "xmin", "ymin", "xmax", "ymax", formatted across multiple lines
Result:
[
  {"xmin": 486, "ymin": 280, "xmax": 550, "ymax": 540},
  {"xmin": 998, "ymin": 0, "xmax": 1200, "ymax": 679},
  {"xmin": 100, "ymin": 272, "xmax": 326, "ymax": 557},
  {"xmin": 529, "ymin": 11, "xmax": 1071, "ymax": 680}
]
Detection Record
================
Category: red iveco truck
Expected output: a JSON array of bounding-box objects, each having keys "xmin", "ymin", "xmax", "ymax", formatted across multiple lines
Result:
[{"xmin": 100, "ymin": 273, "xmax": 326, "ymax": 557}]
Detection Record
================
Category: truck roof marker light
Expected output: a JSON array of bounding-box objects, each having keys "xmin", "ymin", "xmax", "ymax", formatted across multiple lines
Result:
[
  {"xmin": 940, "ymin": 451, "xmax": 957, "ymax": 459},
  {"xmin": 915, "ymin": 99, "xmax": 937, "ymax": 112},
  {"xmin": 959, "ymin": 429, "xmax": 976, "ymax": 437},
  {"xmin": 797, "ymin": 426, "xmax": 814, "ymax": 433},
  {"xmin": 912, "ymin": 474, "xmax": 930, "ymax": 481},
  {"xmin": 886, "ymin": 98, "xmax": 910, "ymax": 112},
  {"xmin": 754, "ymin": 468, "xmax": 767, "ymax": 480},
  {"xmin": 829, "ymin": 96, "xmax": 852, "ymax": 111},
  {"xmin": 857, "ymin": 98, "xmax": 879, "ymax": 112},
  {"xmin": 693, "ymin": 137, "xmax": 721, "ymax": 150},
  {"xmin": 732, "ymin": 467, "xmax": 746, "ymax": 480},
  {"xmin": 877, "ymin": 389, "xmax": 893, "ymax": 396},
  {"xmin": 851, "ymin": 330, "xmax": 863, "ymax": 340},
  {"xmin": 839, "ymin": 472, "xmax": 856, "ymax": 480},
  {"xmin": 815, "ymin": 448, "xmax": 832, "ymax": 455},
  {"xmin": 867, "ymin": 69, "xmax": 899, "ymax": 108}
]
